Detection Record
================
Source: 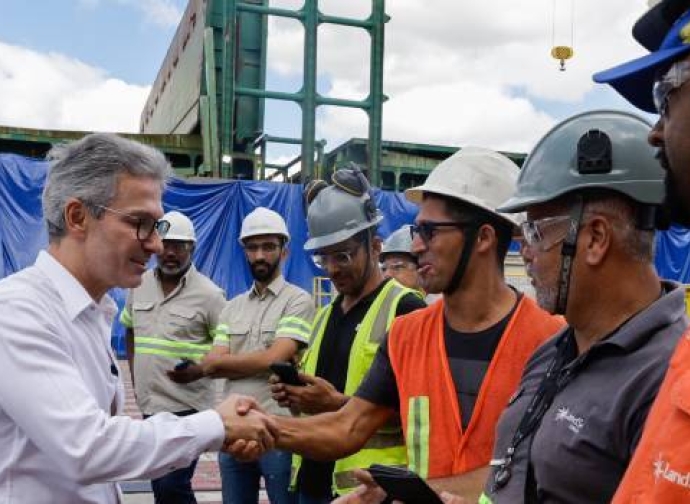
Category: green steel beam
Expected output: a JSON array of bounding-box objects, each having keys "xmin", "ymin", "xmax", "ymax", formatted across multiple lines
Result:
[
  {"xmin": 220, "ymin": 0, "xmax": 237, "ymax": 177},
  {"xmin": 203, "ymin": 27, "xmax": 221, "ymax": 176},
  {"xmin": 236, "ymin": 3, "xmax": 302, "ymax": 20},
  {"xmin": 367, "ymin": 0, "xmax": 388, "ymax": 187},
  {"xmin": 300, "ymin": 0, "xmax": 318, "ymax": 182}
]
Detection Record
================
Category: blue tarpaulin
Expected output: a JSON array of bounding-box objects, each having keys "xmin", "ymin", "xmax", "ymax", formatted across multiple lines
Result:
[
  {"xmin": 2, "ymin": 154, "xmax": 690, "ymax": 355},
  {"xmin": 0, "ymin": 154, "xmax": 418, "ymax": 356}
]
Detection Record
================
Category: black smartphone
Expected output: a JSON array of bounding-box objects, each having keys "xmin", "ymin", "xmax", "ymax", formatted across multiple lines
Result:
[
  {"xmin": 269, "ymin": 361, "xmax": 305, "ymax": 386},
  {"xmin": 368, "ymin": 464, "xmax": 443, "ymax": 504},
  {"xmin": 174, "ymin": 358, "xmax": 195, "ymax": 371}
]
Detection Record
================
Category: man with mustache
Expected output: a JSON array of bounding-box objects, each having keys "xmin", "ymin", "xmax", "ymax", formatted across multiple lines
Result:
[
  {"xmin": 593, "ymin": 1, "xmax": 690, "ymax": 501},
  {"xmin": 481, "ymin": 110, "xmax": 687, "ymax": 504},
  {"xmin": 122, "ymin": 209, "xmax": 227, "ymax": 503},
  {"xmin": 173, "ymin": 207, "xmax": 315, "ymax": 504}
]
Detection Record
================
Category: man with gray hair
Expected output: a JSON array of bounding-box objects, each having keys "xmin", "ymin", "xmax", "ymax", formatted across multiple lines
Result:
[{"xmin": 0, "ymin": 133, "xmax": 276, "ymax": 504}]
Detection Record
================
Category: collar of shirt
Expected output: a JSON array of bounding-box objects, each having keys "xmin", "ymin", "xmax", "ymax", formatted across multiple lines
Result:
[
  {"xmin": 249, "ymin": 274, "xmax": 286, "ymax": 299},
  {"xmin": 35, "ymin": 250, "xmax": 118, "ymax": 323},
  {"xmin": 566, "ymin": 279, "xmax": 685, "ymax": 355}
]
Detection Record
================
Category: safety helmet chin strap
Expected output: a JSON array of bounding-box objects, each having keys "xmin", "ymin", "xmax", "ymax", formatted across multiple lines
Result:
[
  {"xmin": 555, "ymin": 195, "xmax": 585, "ymax": 315},
  {"xmin": 444, "ymin": 223, "xmax": 480, "ymax": 296}
]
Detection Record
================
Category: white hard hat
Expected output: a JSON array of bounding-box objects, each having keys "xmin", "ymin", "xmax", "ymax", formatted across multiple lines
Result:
[
  {"xmin": 381, "ymin": 225, "xmax": 414, "ymax": 259},
  {"xmin": 162, "ymin": 210, "xmax": 196, "ymax": 242},
  {"xmin": 405, "ymin": 146, "xmax": 520, "ymax": 226},
  {"xmin": 239, "ymin": 207, "xmax": 290, "ymax": 244}
]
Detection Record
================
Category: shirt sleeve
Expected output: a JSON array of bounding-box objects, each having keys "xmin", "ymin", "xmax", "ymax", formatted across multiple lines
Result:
[
  {"xmin": 213, "ymin": 301, "xmax": 234, "ymax": 347},
  {"xmin": 355, "ymin": 333, "xmax": 400, "ymax": 411},
  {"xmin": 119, "ymin": 290, "xmax": 134, "ymax": 328},
  {"xmin": 395, "ymin": 291, "xmax": 427, "ymax": 316},
  {"xmin": 0, "ymin": 292, "xmax": 225, "ymax": 484},
  {"xmin": 275, "ymin": 290, "xmax": 316, "ymax": 345},
  {"xmin": 207, "ymin": 287, "xmax": 228, "ymax": 342}
]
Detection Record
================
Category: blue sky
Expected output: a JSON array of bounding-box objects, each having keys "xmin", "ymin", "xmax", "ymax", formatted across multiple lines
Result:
[
  {"xmin": 0, "ymin": 1, "xmax": 182, "ymax": 85},
  {"xmin": 0, "ymin": 0, "xmax": 659, "ymax": 164}
]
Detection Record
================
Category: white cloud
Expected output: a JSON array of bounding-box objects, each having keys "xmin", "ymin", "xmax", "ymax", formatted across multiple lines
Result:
[
  {"xmin": 267, "ymin": 0, "xmax": 653, "ymax": 151},
  {"xmin": 77, "ymin": 0, "xmax": 183, "ymax": 28},
  {"xmin": 0, "ymin": 42, "xmax": 149, "ymax": 132}
]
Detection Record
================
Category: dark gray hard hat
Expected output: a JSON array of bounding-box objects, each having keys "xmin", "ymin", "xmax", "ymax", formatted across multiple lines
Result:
[
  {"xmin": 303, "ymin": 184, "xmax": 383, "ymax": 251},
  {"xmin": 498, "ymin": 110, "xmax": 665, "ymax": 213}
]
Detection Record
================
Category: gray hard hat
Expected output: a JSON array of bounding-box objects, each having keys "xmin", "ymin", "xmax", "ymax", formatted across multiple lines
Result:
[
  {"xmin": 303, "ymin": 182, "xmax": 383, "ymax": 251},
  {"xmin": 380, "ymin": 225, "xmax": 414, "ymax": 260},
  {"xmin": 498, "ymin": 110, "xmax": 665, "ymax": 213}
]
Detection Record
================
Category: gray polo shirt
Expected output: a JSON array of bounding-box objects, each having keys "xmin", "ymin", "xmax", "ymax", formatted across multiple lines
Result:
[
  {"xmin": 485, "ymin": 281, "xmax": 688, "ymax": 503},
  {"xmin": 213, "ymin": 275, "xmax": 315, "ymax": 416},
  {"xmin": 121, "ymin": 265, "xmax": 226, "ymax": 415}
]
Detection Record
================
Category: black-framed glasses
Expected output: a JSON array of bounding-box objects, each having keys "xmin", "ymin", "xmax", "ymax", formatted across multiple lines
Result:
[
  {"xmin": 95, "ymin": 205, "xmax": 170, "ymax": 242},
  {"xmin": 410, "ymin": 220, "xmax": 473, "ymax": 245}
]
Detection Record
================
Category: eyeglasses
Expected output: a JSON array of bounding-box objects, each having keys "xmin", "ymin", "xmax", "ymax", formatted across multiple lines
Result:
[
  {"xmin": 162, "ymin": 240, "xmax": 193, "ymax": 252},
  {"xmin": 95, "ymin": 205, "xmax": 170, "ymax": 242},
  {"xmin": 243, "ymin": 241, "xmax": 282, "ymax": 254},
  {"xmin": 653, "ymin": 60, "xmax": 690, "ymax": 117},
  {"xmin": 519, "ymin": 215, "xmax": 571, "ymax": 251},
  {"xmin": 312, "ymin": 245, "xmax": 360, "ymax": 270},
  {"xmin": 410, "ymin": 220, "xmax": 473, "ymax": 245},
  {"xmin": 381, "ymin": 260, "xmax": 416, "ymax": 274}
]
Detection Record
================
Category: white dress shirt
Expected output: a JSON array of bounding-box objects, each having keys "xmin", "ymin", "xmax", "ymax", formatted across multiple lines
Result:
[{"xmin": 0, "ymin": 251, "xmax": 225, "ymax": 504}]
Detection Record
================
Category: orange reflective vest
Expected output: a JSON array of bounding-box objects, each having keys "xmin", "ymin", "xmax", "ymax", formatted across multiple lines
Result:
[
  {"xmin": 613, "ymin": 329, "xmax": 690, "ymax": 503},
  {"xmin": 388, "ymin": 295, "xmax": 564, "ymax": 479}
]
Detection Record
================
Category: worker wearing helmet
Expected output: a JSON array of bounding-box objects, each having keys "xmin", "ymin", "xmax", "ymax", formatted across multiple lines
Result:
[
  {"xmin": 479, "ymin": 110, "xmax": 688, "ymax": 504},
  {"xmin": 235, "ymin": 150, "xmax": 562, "ymax": 502},
  {"xmin": 380, "ymin": 225, "xmax": 418, "ymax": 286},
  {"xmin": 171, "ymin": 207, "xmax": 315, "ymax": 504},
  {"xmin": 380, "ymin": 225, "xmax": 441, "ymax": 304},
  {"xmin": 264, "ymin": 166, "xmax": 426, "ymax": 502},
  {"xmin": 592, "ymin": 3, "xmax": 690, "ymax": 502},
  {"xmin": 121, "ymin": 210, "xmax": 227, "ymax": 504}
]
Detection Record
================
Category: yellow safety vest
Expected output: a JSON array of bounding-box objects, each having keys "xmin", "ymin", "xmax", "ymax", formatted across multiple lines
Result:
[{"xmin": 292, "ymin": 280, "xmax": 419, "ymax": 495}]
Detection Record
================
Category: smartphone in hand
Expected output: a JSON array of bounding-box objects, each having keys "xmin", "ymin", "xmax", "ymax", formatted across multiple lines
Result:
[
  {"xmin": 269, "ymin": 361, "xmax": 305, "ymax": 386},
  {"xmin": 174, "ymin": 358, "xmax": 195, "ymax": 371},
  {"xmin": 368, "ymin": 464, "xmax": 443, "ymax": 504}
]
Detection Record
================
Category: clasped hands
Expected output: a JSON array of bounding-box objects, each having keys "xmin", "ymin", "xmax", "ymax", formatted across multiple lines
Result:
[{"xmin": 214, "ymin": 394, "xmax": 278, "ymax": 460}]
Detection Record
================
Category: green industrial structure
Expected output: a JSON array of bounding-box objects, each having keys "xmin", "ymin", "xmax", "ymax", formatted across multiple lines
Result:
[{"xmin": 0, "ymin": 0, "xmax": 526, "ymax": 190}]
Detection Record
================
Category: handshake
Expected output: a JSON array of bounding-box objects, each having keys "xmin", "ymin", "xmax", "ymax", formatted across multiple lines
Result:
[{"xmin": 214, "ymin": 394, "xmax": 279, "ymax": 460}]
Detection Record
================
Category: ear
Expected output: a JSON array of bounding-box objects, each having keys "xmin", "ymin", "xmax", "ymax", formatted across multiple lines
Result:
[
  {"xmin": 474, "ymin": 224, "xmax": 496, "ymax": 254},
  {"xmin": 580, "ymin": 216, "xmax": 611, "ymax": 266},
  {"xmin": 280, "ymin": 245, "xmax": 289, "ymax": 261},
  {"xmin": 63, "ymin": 198, "xmax": 89, "ymax": 239}
]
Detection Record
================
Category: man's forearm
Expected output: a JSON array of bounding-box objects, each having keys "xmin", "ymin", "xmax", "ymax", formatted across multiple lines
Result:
[
  {"xmin": 273, "ymin": 411, "xmax": 366, "ymax": 461},
  {"xmin": 428, "ymin": 466, "xmax": 490, "ymax": 502},
  {"xmin": 207, "ymin": 353, "xmax": 267, "ymax": 379}
]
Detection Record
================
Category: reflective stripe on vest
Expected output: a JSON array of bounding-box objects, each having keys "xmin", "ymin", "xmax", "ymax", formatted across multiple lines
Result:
[
  {"xmin": 292, "ymin": 280, "xmax": 420, "ymax": 495},
  {"xmin": 407, "ymin": 396, "xmax": 431, "ymax": 479},
  {"xmin": 134, "ymin": 335, "xmax": 212, "ymax": 360}
]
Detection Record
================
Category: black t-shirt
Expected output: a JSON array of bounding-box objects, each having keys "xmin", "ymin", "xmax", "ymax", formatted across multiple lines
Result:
[
  {"xmin": 357, "ymin": 293, "xmax": 521, "ymax": 429},
  {"xmin": 297, "ymin": 279, "xmax": 426, "ymax": 497}
]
